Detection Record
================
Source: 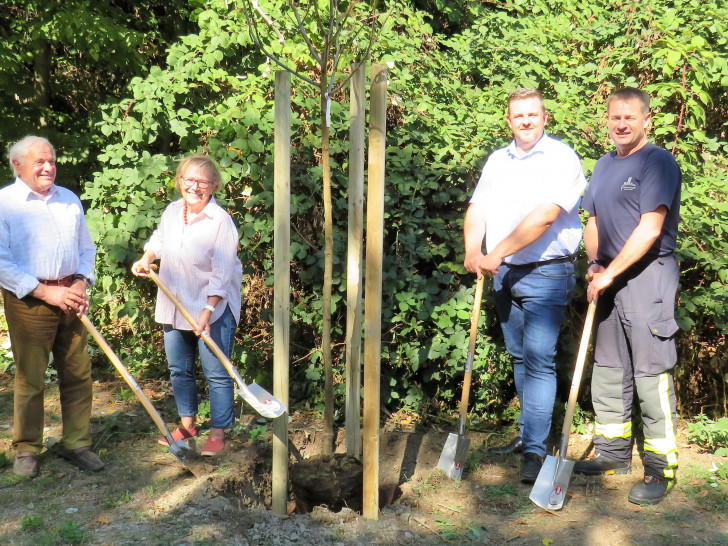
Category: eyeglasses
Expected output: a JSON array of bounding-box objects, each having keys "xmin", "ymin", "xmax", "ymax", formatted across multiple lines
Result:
[{"xmin": 181, "ymin": 177, "xmax": 213, "ymax": 189}]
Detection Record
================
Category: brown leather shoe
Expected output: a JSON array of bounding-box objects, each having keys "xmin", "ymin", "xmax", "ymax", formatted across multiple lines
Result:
[
  {"xmin": 13, "ymin": 452, "xmax": 39, "ymax": 478},
  {"xmin": 58, "ymin": 446, "xmax": 106, "ymax": 472}
]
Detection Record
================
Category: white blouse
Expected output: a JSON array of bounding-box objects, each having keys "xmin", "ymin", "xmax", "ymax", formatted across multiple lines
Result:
[{"xmin": 145, "ymin": 197, "xmax": 242, "ymax": 329}]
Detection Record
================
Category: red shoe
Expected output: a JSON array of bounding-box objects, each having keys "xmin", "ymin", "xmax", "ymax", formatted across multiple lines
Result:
[
  {"xmin": 200, "ymin": 436, "xmax": 225, "ymax": 456},
  {"xmin": 158, "ymin": 425, "xmax": 197, "ymax": 446}
]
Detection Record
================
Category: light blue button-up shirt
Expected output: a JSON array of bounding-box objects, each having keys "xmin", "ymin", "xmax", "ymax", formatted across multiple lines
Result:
[{"xmin": 0, "ymin": 177, "xmax": 96, "ymax": 298}]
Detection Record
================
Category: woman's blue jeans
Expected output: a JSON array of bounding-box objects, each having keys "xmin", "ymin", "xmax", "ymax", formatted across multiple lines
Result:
[
  {"xmin": 163, "ymin": 306, "xmax": 236, "ymax": 429},
  {"xmin": 493, "ymin": 261, "xmax": 576, "ymax": 458}
]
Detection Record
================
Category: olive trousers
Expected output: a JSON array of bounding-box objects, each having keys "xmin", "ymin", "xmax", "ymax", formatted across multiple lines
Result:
[{"xmin": 3, "ymin": 289, "xmax": 93, "ymax": 454}]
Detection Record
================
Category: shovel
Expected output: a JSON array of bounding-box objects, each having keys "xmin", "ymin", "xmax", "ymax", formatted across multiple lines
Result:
[
  {"xmin": 147, "ymin": 269, "xmax": 286, "ymax": 419},
  {"xmin": 79, "ymin": 314, "xmax": 198, "ymax": 466},
  {"xmin": 437, "ymin": 275, "xmax": 485, "ymax": 479},
  {"xmin": 529, "ymin": 299, "xmax": 597, "ymax": 510}
]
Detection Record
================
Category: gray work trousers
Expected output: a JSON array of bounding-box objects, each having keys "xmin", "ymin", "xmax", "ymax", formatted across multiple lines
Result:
[{"xmin": 591, "ymin": 255, "xmax": 679, "ymax": 479}]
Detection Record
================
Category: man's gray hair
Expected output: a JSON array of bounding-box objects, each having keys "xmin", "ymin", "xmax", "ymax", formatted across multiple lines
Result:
[{"xmin": 7, "ymin": 136, "xmax": 55, "ymax": 175}]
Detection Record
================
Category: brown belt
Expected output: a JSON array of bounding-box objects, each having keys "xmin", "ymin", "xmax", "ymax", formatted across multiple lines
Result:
[{"xmin": 39, "ymin": 275, "xmax": 74, "ymax": 287}]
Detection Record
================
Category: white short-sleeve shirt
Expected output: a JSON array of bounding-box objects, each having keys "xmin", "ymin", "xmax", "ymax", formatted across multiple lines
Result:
[{"xmin": 469, "ymin": 133, "xmax": 586, "ymax": 265}]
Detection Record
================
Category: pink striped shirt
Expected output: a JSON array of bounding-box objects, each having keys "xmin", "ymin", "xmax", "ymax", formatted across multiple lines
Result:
[{"xmin": 145, "ymin": 197, "xmax": 242, "ymax": 329}]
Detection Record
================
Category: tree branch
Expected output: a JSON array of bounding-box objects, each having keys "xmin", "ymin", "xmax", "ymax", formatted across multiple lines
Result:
[
  {"xmin": 241, "ymin": 0, "xmax": 319, "ymax": 86},
  {"xmin": 290, "ymin": 0, "xmax": 323, "ymax": 64}
]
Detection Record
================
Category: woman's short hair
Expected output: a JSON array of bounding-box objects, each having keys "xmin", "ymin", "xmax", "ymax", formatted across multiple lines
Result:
[{"xmin": 174, "ymin": 154, "xmax": 222, "ymax": 193}]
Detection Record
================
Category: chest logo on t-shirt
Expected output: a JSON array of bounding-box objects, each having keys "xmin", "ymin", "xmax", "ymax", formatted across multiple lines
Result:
[{"xmin": 620, "ymin": 177, "xmax": 637, "ymax": 191}]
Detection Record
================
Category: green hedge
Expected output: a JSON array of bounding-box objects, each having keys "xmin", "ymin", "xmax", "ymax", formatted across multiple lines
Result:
[{"xmin": 82, "ymin": 0, "xmax": 728, "ymax": 420}]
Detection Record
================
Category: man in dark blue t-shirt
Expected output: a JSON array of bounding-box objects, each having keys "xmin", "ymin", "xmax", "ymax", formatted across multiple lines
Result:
[{"xmin": 575, "ymin": 88, "xmax": 682, "ymax": 506}]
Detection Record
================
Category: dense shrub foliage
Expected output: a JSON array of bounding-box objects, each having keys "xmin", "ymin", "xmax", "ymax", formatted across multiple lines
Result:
[
  {"xmin": 6, "ymin": 0, "xmax": 727, "ymax": 420},
  {"xmin": 0, "ymin": 0, "xmax": 194, "ymax": 186}
]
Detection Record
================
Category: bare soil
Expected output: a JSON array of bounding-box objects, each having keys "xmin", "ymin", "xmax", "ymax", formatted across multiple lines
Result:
[{"xmin": 1, "ymin": 369, "xmax": 727, "ymax": 545}]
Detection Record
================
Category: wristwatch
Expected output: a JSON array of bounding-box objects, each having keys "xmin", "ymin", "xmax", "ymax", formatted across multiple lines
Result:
[
  {"xmin": 73, "ymin": 274, "xmax": 91, "ymax": 284},
  {"xmin": 203, "ymin": 304, "xmax": 216, "ymax": 313},
  {"xmin": 588, "ymin": 259, "xmax": 601, "ymax": 268}
]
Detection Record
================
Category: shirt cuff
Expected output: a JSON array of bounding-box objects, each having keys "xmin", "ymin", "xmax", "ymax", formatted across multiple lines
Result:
[{"xmin": 16, "ymin": 275, "xmax": 40, "ymax": 300}]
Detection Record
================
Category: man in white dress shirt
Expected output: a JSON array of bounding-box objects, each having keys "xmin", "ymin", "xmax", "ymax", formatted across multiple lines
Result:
[
  {"xmin": 463, "ymin": 88, "xmax": 586, "ymax": 483},
  {"xmin": 0, "ymin": 135, "xmax": 105, "ymax": 477}
]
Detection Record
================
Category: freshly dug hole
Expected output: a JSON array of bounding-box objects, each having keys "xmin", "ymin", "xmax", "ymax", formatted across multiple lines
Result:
[
  {"xmin": 290, "ymin": 454, "xmax": 364, "ymax": 513},
  {"xmin": 290, "ymin": 454, "xmax": 401, "ymax": 513}
]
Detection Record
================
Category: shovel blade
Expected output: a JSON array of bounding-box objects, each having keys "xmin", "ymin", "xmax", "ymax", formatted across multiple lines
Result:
[
  {"xmin": 529, "ymin": 454, "xmax": 575, "ymax": 510},
  {"xmin": 236, "ymin": 382, "xmax": 286, "ymax": 419},
  {"xmin": 168, "ymin": 438, "xmax": 195, "ymax": 459},
  {"xmin": 437, "ymin": 433, "xmax": 471, "ymax": 480}
]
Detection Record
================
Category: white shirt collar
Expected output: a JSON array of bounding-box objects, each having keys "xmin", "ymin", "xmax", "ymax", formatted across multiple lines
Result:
[
  {"xmin": 505, "ymin": 133, "xmax": 551, "ymax": 159},
  {"xmin": 14, "ymin": 176, "xmax": 59, "ymax": 200}
]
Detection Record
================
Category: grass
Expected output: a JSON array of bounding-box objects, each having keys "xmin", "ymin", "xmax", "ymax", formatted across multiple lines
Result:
[
  {"xmin": 2, "ymin": 365, "xmax": 728, "ymax": 546},
  {"xmin": 433, "ymin": 516, "xmax": 489, "ymax": 542},
  {"xmin": 485, "ymin": 483, "xmax": 518, "ymax": 498},
  {"xmin": 57, "ymin": 520, "xmax": 88, "ymax": 544},
  {"xmin": 412, "ymin": 471, "xmax": 450, "ymax": 496},
  {"xmin": 20, "ymin": 514, "xmax": 45, "ymax": 532},
  {"xmin": 0, "ymin": 451, "xmax": 11, "ymax": 470},
  {"xmin": 248, "ymin": 424, "xmax": 269, "ymax": 443},
  {"xmin": 146, "ymin": 478, "xmax": 170, "ymax": 496},
  {"xmin": 465, "ymin": 446, "xmax": 488, "ymax": 472},
  {"xmin": 680, "ymin": 461, "xmax": 728, "ymax": 511},
  {"xmin": 105, "ymin": 490, "xmax": 131, "ymax": 508}
]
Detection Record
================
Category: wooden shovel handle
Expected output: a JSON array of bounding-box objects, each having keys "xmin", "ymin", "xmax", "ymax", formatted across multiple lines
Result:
[
  {"xmin": 458, "ymin": 276, "xmax": 485, "ymax": 435},
  {"xmin": 147, "ymin": 270, "xmax": 246, "ymax": 388},
  {"xmin": 561, "ymin": 300, "xmax": 597, "ymax": 439},
  {"xmin": 79, "ymin": 314, "xmax": 173, "ymax": 442}
]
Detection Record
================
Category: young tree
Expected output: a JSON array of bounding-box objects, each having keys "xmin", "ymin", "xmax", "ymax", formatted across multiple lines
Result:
[{"xmin": 240, "ymin": 0, "xmax": 384, "ymax": 457}]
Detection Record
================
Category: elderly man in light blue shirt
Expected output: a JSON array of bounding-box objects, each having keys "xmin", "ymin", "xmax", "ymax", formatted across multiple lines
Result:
[
  {"xmin": 0, "ymin": 135, "xmax": 104, "ymax": 477},
  {"xmin": 464, "ymin": 88, "xmax": 586, "ymax": 484}
]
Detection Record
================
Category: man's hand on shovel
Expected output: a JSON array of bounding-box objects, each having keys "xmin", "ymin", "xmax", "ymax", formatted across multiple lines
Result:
[{"xmin": 586, "ymin": 268, "xmax": 611, "ymax": 302}]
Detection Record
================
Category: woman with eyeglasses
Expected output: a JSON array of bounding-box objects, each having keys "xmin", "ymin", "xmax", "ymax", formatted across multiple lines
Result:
[{"xmin": 131, "ymin": 154, "xmax": 242, "ymax": 456}]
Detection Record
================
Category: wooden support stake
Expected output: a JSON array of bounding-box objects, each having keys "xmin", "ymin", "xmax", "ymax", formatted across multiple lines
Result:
[
  {"xmin": 272, "ymin": 70, "xmax": 291, "ymax": 517},
  {"xmin": 345, "ymin": 64, "xmax": 365, "ymax": 458},
  {"xmin": 363, "ymin": 63, "xmax": 388, "ymax": 520}
]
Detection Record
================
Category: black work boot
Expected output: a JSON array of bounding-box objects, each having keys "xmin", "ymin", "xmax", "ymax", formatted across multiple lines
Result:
[
  {"xmin": 520, "ymin": 452, "xmax": 544, "ymax": 484},
  {"xmin": 573, "ymin": 454, "xmax": 631, "ymax": 476},
  {"xmin": 489, "ymin": 436, "xmax": 524, "ymax": 455},
  {"xmin": 628, "ymin": 475, "xmax": 675, "ymax": 505}
]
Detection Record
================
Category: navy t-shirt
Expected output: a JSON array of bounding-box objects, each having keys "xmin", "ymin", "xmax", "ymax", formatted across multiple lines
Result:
[{"xmin": 583, "ymin": 142, "xmax": 681, "ymax": 262}]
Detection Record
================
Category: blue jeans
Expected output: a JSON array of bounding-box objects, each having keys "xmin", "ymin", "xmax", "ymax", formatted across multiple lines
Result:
[
  {"xmin": 493, "ymin": 261, "xmax": 576, "ymax": 457},
  {"xmin": 163, "ymin": 306, "xmax": 236, "ymax": 429}
]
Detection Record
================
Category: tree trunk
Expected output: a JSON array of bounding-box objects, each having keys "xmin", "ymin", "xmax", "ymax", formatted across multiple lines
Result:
[
  {"xmin": 321, "ymin": 79, "xmax": 334, "ymax": 459},
  {"xmin": 32, "ymin": 37, "xmax": 51, "ymax": 126}
]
